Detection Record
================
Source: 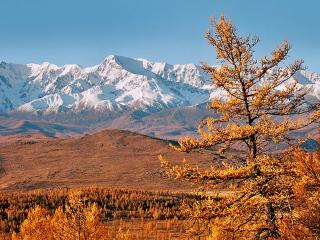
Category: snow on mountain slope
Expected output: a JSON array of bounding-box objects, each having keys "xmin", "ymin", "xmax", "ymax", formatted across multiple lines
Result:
[
  {"xmin": 0, "ymin": 55, "xmax": 212, "ymax": 114},
  {"xmin": 0, "ymin": 55, "xmax": 319, "ymax": 115},
  {"xmin": 300, "ymin": 70, "xmax": 320, "ymax": 99}
]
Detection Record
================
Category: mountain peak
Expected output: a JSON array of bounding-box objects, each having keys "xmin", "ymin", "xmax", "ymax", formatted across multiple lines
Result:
[
  {"xmin": 103, "ymin": 54, "xmax": 118, "ymax": 61},
  {"xmin": 102, "ymin": 54, "xmax": 129, "ymax": 64},
  {"xmin": 40, "ymin": 62, "xmax": 58, "ymax": 69},
  {"xmin": 0, "ymin": 55, "xmax": 318, "ymax": 115}
]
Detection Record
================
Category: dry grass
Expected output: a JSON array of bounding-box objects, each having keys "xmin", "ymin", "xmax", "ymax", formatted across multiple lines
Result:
[
  {"xmin": 105, "ymin": 219, "xmax": 185, "ymax": 240},
  {"xmin": 0, "ymin": 129, "xmax": 217, "ymax": 191}
]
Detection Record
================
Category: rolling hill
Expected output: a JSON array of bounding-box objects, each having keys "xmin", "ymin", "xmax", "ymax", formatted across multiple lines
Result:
[{"xmin": 0, "ymin": 129, "xmax": 222, "ymax": 191}]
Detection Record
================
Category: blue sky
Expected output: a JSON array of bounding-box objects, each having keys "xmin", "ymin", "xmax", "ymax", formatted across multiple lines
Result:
[{"xmin": 1, "ymin": 0, "xmax": 319, "ymax": 71}]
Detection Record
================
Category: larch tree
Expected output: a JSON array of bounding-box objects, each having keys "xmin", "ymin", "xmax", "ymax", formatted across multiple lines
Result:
[
  {"xmin": 13, "ymin": 191, "xmax": 110, "ymax": 240},
  {"xmin": 292, "ymin": 145, "xmax": 320, "ymax": 238},
  {"xmin": 11, "ymin": 206, "xmax": 54, "ymax": 240},
  {"xmin": 51, "ymin": 191, "xmax": 108, "ymax": 240},
  {"xmin": 160, "ymin": 16, "xmax": 320, "ymax": 239}
]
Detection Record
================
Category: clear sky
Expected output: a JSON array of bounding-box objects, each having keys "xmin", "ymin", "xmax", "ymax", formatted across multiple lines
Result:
[{"xmin": 1, "ymin": 0, "xmax": 319, "ymax": 71}]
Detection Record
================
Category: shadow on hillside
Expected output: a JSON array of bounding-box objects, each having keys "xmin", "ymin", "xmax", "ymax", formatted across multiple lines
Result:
[{"xmin": 0, "ymin": 155, "xmax": 4, "ymax": 176}]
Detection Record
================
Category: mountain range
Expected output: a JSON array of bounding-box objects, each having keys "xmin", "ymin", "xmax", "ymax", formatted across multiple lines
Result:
[{"xmin": 0, "ymin": 55, "xmax": 319, "ymax": 139}]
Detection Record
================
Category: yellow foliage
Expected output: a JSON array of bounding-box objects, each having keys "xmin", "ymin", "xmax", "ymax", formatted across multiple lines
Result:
[
  {"xmin": 12, "ymin": 206, "xmax": 52, "ymax": 240},
  {"xmin": 160, "ymin": 15, "xmax": 320, "ymax": 239},
  {"xmin": 13, "ymin": 191, "xmax": 109, "ymax": 240},
  {"xmin": 176, "ymin": 15, "xmax": 319, "ymax": 159}
]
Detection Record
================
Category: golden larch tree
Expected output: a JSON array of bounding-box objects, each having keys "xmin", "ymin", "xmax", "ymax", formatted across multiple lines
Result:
[
  {"xmin": 291, "ymin": 145, "xmax": 320, "ymax": 238},
  {"xmin": 160, "ymin": 16, "xmax": 320, "ymax": 239},
  {"xmin": 13, "ymin": 191, "xmax": 109, "ymax": 240}
]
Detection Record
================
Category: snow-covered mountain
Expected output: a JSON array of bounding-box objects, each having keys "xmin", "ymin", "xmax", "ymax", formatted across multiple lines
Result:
[
  {"xmin": 0, "ymin": 55, "xmax": 319, "ymax": 115},
  {"xmin": 0, "ymin": 55, "xmax": 215, "ymax": 114}
]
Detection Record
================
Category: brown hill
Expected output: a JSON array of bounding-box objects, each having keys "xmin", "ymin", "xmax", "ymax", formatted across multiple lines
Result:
[
  {"xmin": 0, "ymin": 115, "xmax": 88, "ymax": 139},
  {"xmin": 0, "ymin": 129, "xmax": 217, "ymax": 191},
  {"xmin": 104, "ymin": 103, "xmax": 212, "ymax": 140}
]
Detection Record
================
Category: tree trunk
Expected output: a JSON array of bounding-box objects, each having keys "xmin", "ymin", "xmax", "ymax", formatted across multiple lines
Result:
[
  {"xmin": 267, "ymin": 202, "xmax": 280, "ymax": 238},
  {"xmin": 250, "ymin": 135, "xmax": 257, "ymax": 159}
]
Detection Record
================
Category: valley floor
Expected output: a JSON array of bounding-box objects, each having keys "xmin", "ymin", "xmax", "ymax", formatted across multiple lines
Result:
[{"xmin": 0, "ymin": 187, "xmax": 199, "ymax": 239}]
